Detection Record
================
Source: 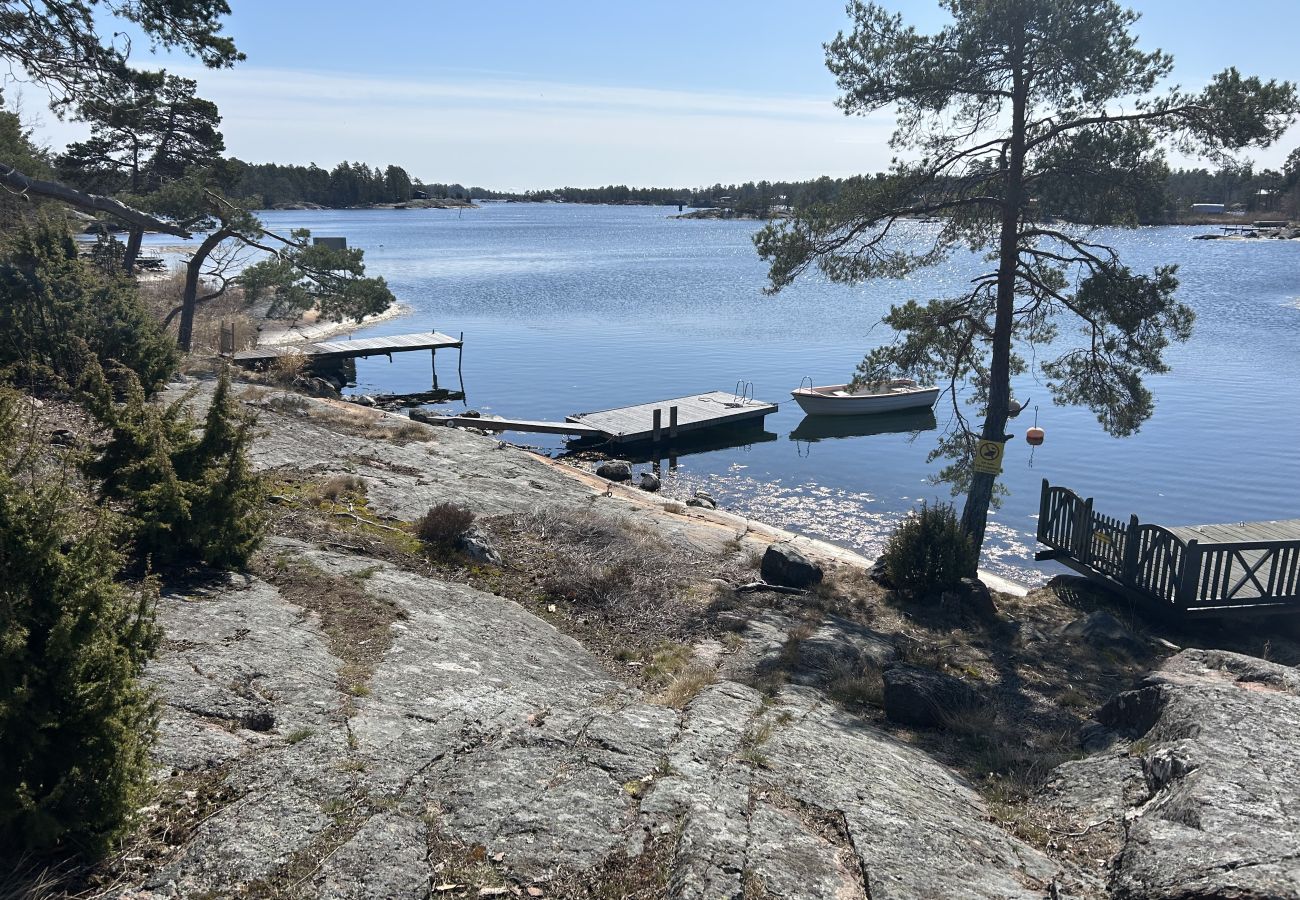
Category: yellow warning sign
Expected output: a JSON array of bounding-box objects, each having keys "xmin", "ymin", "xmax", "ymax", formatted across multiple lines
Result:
[{"xmin": 973, "ymin": 439, "xmax": 1005, "ymax": 475}]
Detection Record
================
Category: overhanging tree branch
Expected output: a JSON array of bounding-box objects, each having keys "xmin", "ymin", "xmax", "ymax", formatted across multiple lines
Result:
[{"xmin": 1, "ymin": 160, "xmax": 191, "ymax": 237}]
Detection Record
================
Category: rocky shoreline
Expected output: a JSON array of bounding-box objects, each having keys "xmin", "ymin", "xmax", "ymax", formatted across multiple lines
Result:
[{"xmin": 57, "ymin": 377, "xmax": 1300, "ymax": 899}]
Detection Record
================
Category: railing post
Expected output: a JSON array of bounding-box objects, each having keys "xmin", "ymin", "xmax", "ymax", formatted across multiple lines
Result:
[
  {"xmin": 1122, "ymin": 514, "xmax": 1141, "ymax": 586},
  {"xmin": 1075, "ymin": 497, "xmax": 1094, "ymax": 565},
  {"xmin": 1177, "ymin": 538, "xmax": 1201, "ymax": 609},
  {"xmin": 1037, "ymin": 479, "xmax": 1050, "ymax": 543}
]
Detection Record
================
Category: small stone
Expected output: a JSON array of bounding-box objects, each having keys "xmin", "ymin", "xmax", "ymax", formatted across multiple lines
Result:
[
  {"xmin": 241, "ymin": 710, "xmax": 275, "ymax": 732},
  {"xmin": 460, "ymin": 409, "xmax": 482, "ymax": 418},
  {"xmin": 693, "ymin": 490, "xmax": 716, "ymax": 505},
  {"xmin": 958, "ymin": 577, "xmax": 997, "ymax": 618},
  {"xmin": 637, "ymin": 472, "xmax": 661, "ymax": 492},
  {"xmin": 459, "ymin": 527, "xmax": 503, "ymax": 566},
  {"xmin": 595, "ymin": 461, "xmax": 631, "ymax": 482},
  {"xmin": 1058, "ymin": 611, "xmax": 1144, "ymax": 655},
  {"xmin": 1078, "ymin": 722, "xmax": 1118, "ymax": 752},
  {"xmin": 882, "ymin": 664, "xmax": 983, "ymax": 728},
  {"xmin": 686, "ymin": 496, "xmax": 716, "ymax": 510},
  {"xmin": 760, "ymin": 542, "xmax": 823, "ymax": 589},
  {"xmin": 49, "ymin": 428, "xmax": 78, "ymax": 447},
  {"xmin": 868, "ymin": 557, "xmax": 893, "ymax": 588}
]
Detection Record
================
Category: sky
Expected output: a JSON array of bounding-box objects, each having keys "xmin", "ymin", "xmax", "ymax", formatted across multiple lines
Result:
[{"xmin": 17, "ymin": 0, "xmax": 1300, "ymax": 190}]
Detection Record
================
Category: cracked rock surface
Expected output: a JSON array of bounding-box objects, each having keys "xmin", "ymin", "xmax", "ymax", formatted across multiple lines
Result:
[
  {"xmin": 130, "ymin": 539, "xmax": 1062, "ymax": 899},
  {"xmin": 1091, "ymin": 649, "xmax": 1300, "ymax": 899}
]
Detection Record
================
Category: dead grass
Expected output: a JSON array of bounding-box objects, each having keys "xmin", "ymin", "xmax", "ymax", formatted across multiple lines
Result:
[
  {"xmin": 520, "ymin": 506, "xmax": 694, "ymax": 638},
  {"xmin": 255, "ymin": 553, "xmax": 407, "ymax": 698},
  {"xmin": 317, "ymin": 474, "xmax": 366, "ymax": 504},
  {"xmin": 267, "ymin": 349, "xmax": 310, "ymax": 384},
  {"xmin": 137, "ymin": 270, "xmax": 257, "ymax": 360},
  {"xmin": 655, "ymin": 664, "xmax": 717, "ymax": 709},
  {"xmin": 415, "ymin": 501, "xmax": 476, "ymax": 548}
]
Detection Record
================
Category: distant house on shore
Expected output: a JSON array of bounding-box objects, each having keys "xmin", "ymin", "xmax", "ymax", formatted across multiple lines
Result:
[{"xmin": 1190, "ymin": 202, "xmax": 1226, "ymax": 214}]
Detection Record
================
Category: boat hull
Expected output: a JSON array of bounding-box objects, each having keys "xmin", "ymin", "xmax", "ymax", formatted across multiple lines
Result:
[{"xmin": 791, "ymin": 387, "xmax": 940, "ymax": 416}]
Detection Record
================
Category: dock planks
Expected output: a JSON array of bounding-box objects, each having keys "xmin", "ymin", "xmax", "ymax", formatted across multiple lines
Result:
[
  {"xmin": 232, "ymin": 331, "xmax": 462, "ymax": 365},
  {"xmin": 567, "ymin": 391, "xmax": 776, "ymax": 443},
  {"xmin": 438, "ymin": 417, "xmax": 602, "ymax": 437}
]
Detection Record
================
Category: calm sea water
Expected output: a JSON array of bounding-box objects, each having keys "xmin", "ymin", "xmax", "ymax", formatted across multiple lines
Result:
[{"xmin": 229, "ymin": 205, "xmax": 1300, "ymax": 584}]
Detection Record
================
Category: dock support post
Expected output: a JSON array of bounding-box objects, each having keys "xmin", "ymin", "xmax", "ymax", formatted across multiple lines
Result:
[
  {"xmin": 669, "ymin": 406, "xmax": 678, "ymax": 439},
  {"xmin": 431, "ymin": 349, "xmax": 439, "ymax": 390},
  {"xmin": 652, "ymin": 408, "xmax": 662, "ymax": 443},
  {"xmin": 456, "ymin": 333, "xmax": 465, "ymax": 403}
]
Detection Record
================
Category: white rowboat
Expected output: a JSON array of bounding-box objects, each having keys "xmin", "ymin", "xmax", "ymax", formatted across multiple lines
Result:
[{"xmin": 791, "ymin": 379, "xmax": 940, "ymax": 417}]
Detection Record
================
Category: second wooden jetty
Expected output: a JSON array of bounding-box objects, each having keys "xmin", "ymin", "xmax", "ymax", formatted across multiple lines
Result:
[{"xmin": 437, "ymin": 390, "xmax": 778, "ymax": 444}]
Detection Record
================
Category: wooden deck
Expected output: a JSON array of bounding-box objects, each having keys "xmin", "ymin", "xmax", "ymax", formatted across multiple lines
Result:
[
  {"xmin": 232, "ymin": 331, "xmax": 462, "ymax": 365},
  {"xmin": 567, "ymin": 391, "xmax": 777, "ymax": 444},
  {"xmin": 1035, "ymin": 480, "xmax": 1300, "ymax": 617},
  {"xmin": 421, "ymin": 390, "xmax": 778, "ymax": 446}
]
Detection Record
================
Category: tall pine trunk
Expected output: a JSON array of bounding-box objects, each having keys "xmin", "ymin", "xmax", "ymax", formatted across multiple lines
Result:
[
  {"xmin": 122, "ymin": 227, "xmax": 143, "ymax": 274},
  {"xmin": 960, "ymin": 47, "xmax": 1027, "ymax": 569},
  {"xmin": 177, "ymin": 228, "xmax": 231, "ymax": 352}
]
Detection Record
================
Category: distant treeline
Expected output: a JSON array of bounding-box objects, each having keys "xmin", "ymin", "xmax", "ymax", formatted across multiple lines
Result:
[
  {"xmin": 227, "ymin": 159, "xmax": 470, "ymax": 208},
  {"xmin": 227, "ymin": 157, "xmax": 1300, "ymax": 221}
]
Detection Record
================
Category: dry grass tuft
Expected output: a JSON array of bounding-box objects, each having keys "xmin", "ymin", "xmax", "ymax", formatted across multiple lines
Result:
[
  {"xmin": 520, "ymin": 506, "xmax": 692, "ymax": 637},
  {"xmin": 416, "ymin": 501, "xmax": 476, "ymax": 548},
  {"xmin": 655, "ymin": 664, "xmax": 717, "ymax": 709},
  {"xmin": 267, "ymin": 349, "xmax": 310, "ymax": 384},
  {"xmin": 317, "ymin": 474, "xmax": 366, "ymax": 504}
]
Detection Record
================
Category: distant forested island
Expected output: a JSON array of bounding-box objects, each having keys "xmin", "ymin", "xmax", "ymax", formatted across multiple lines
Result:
[{"xmin": 219, "ymin": 157, "xmax": 1300, "ymax": 222}]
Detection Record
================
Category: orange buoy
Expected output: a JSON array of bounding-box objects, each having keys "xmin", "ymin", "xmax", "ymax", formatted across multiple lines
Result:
[{"xmin": 1026, "ymin": 426, "xmax": 1045, "ymax": 446}]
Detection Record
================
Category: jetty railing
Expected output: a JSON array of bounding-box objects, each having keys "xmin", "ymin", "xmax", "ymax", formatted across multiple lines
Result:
[{"xmin": 1035, "ymin": 480, "xmax": 1300, "ymax": 616}]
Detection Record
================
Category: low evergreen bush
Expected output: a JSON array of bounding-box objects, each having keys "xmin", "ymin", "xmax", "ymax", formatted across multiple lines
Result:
[
  {"xmin": 880, "ymin": 501, "xmax": 978, "ymax": 596},
  {"xmin": 87, "ymin": 367, "xmax": 266, "ymax": 569},
  {"xmin": 0, "ymin": 387, "xmax": 158, "ymax": 859},
  {"xmin": 0, "ymin": 220, "xmax": 178, "ymax": 395}
]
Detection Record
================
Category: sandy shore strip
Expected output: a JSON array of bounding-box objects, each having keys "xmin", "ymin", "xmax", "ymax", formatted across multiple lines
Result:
[{"xmin": 255, "ymin": 302, "xmax": 412, "ymax": 346}]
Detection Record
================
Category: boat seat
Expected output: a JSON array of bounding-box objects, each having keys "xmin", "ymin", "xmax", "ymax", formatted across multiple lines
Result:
[{"xmin": 832, "ymin": 390, "xmax": 852, "ymax": 397}]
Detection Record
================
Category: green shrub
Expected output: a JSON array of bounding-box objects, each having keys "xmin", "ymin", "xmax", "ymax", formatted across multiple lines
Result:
[
  {"xmin": 0, "ymin": 387, "xmax": 158, "ymax": 860},
  {"xmin": 0, "ymin": 220, "xmax": 178, "ymax": 394},
  {"xmin": 416, "ymin": 501, "xmax": 476, "ymax": 548},
  {"xmin": 880, "ymin": 501, "xmax": 978, "ymax": 596},
  {"xmin": 88, "ymin": 367, "xmax": 266, "ymax": 569}
]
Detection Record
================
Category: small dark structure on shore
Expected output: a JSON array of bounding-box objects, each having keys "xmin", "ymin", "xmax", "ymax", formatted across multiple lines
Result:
[{"xmin": 1035, "ymin": 480, "xmax": 1300, "ymax": 618}]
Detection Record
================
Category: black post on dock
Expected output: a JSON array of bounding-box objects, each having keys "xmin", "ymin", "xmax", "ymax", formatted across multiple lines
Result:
[
  {"xmin": 669, "ymin": 405, "xmax": 678, "ymax": 439},
  {"xmin": 652, "ymin": 408, "xmax": 662, "ymax": 442}
]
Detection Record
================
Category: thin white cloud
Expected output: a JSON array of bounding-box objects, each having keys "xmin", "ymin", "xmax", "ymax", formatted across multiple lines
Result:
[{"xmin": 120, "ymin": 65, "xmax": 898, "ymax": 188}]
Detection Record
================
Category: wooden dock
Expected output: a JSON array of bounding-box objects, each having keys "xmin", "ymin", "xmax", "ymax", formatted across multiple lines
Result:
[
  {"xmin": 1035, "ymin": 480, "xmax": 1300, "ymax": 617},
  {"xmin": 567, "ymin": 391, "xmax": 776, "ymax": 444},
  {"xmin": 424, "ymin": 390, "xmax": 778, "ymax": 446},
  {"xmin": 232, "ymin": 331, "xmax": 462, "ymax": 365}
]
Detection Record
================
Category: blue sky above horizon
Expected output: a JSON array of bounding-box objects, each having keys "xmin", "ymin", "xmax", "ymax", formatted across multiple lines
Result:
[{"xmin": 21, "ymin": 0, "xmax": 1300, "ymax": 190}]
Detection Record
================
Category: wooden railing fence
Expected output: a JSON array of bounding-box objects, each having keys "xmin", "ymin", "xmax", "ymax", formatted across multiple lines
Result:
[{"xmin": 1035, "ymin": 480, "xmax": 1300, "ymax": 615}]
